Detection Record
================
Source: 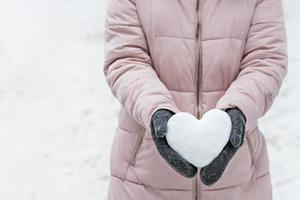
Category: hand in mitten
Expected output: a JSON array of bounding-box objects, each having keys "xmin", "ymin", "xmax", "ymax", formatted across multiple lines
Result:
[
  {"xmin": 150, "ymin": 109, "xmax": 198, "ymax": 178},
  {"xmin": 166, "ymin": 109, "xmax": 232, "ymax": 168},
  {"xmin": 200, "ymin": 107, "xmax": 246, "ymax": 186}
]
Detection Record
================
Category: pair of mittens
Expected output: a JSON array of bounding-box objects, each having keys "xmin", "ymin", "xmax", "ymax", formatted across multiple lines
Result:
[{"xmin": 150, "ymin": 107, "xmax": 246, "ymax": 185}]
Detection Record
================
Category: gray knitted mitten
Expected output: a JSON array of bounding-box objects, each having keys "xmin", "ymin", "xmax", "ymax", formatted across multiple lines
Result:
[
  {"xmin": 200, "ymin": 107, "xmax": 246, "ymax": 186},
  {"xmin": 151, "ymin": 109, "xmax": 198, "ymax": 178}
]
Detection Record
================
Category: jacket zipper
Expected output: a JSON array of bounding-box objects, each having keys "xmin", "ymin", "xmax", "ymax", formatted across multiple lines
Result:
[{"xmin": 193, "ymin": 0, "xmax": 203, "ymax": 200}]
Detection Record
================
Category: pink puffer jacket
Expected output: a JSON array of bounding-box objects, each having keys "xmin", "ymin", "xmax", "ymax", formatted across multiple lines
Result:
[{"xmin": 103, "ymin": 0, "xmax": 288, "ymax": 199}]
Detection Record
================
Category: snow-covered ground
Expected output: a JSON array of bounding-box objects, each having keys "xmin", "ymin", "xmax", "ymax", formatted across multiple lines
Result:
[{"xmin": 0, "ymin": 0, "xmax": 299, "ymax": 199}]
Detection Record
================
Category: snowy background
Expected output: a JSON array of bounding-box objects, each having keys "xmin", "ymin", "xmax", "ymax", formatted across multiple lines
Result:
[{"xmin": 0, "ymin": 0, "xmax": 299, "ymax": 199}]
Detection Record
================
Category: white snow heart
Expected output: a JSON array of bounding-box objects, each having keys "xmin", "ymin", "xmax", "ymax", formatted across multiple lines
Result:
[{"xmin": 166, "ymin": 108, "xmax": 232, "ymax": 168}]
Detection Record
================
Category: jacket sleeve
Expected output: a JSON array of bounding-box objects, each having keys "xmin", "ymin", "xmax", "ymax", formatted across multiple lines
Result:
[
  {"xmin": 103, "ymin": 0, "xmax": 180, "ymax": 134},
  {"xmin": 215, "ymin": 0, "xmax": 288, "ymax": 132}
]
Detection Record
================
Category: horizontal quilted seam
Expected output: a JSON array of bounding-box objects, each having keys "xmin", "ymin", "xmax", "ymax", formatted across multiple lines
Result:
[
  {"xmin": 153, "ymin": 35, "xmax": 195, "ymax": 41},
  {"xmin": 153, "ymin": 35, "xmax": 244, "ymax": 42},
  {"xmin": 104, "ymin": 23, "xmax": 140, "ymax": 28},
  {"xmin": 200, "ymin": 172, "xmax": 269, "ymax": 192},
  {"xmin": 202, "ymin": 37, "xmax": 244, "ymax": 42},
  {"xmin": 118, "ymin": 126, "xmax": 137, "ymax": 135},
  {"xmin": 110, "ymin": 172, "xmax": 269, "ymax": 193},
  {"xmin": 168, "ymin": 88, "xmax": 226, "ymax": 93},
  {"xmin": 111, "ymin": 174, "xmax": 192, "ymax": 191},
  {"xmin": 202, "ymin": 89, "xmax": 226, "ymax": 93},
  {"xmin": 169, "ymin": 89, "xmax": 194, "ymax": 93},
  {"xmin": 255, "ymin": 172, "xmax": 270, "ymax": 180}
]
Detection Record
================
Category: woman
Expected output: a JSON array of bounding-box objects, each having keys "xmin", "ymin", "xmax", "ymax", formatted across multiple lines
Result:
[{"xmin": 103, "ymin": 0, "xmax": 288, "ymax": 199}]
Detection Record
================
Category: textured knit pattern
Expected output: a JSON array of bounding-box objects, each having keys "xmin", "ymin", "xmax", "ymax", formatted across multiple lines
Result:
[{"xmin": 227, "ymin": 108, "xmax": 247, "ymax": 148}]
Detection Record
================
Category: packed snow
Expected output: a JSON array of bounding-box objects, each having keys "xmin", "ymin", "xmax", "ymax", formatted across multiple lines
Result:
[
  {"xmin": 0, "ymin": 0, "xmax": 299, "ymax": 199},
  {"xmin": 166, "ymin": 109, "xmax": 232, "ymax": 168}
]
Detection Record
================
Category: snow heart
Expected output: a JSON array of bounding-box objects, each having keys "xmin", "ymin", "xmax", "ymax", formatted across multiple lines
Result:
[{"xmin": 166, "ymin": 109, "xmax": 232, "ymax": 168}]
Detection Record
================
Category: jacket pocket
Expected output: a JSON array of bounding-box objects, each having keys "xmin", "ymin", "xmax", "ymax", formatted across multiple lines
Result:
[
  {"xmin": 129, "ymin": 127, "xmax": 145, "ymax": 165},
  {"xmin": 245, "ymin": 133, "xmax": 255, "ymax": 167}
]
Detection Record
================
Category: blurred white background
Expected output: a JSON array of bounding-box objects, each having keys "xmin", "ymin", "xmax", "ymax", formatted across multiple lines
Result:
[{"xmin": 0, "ymin": 0, "xmax": 299, "ymax": 199}]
